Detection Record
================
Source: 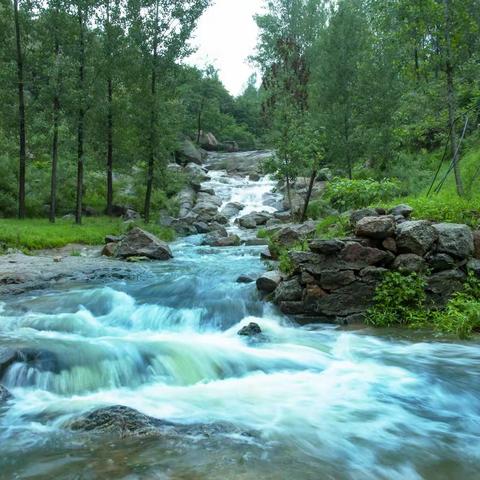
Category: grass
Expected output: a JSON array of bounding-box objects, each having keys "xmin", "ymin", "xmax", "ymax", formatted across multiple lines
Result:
[{"xmin": 0, "ymin": 217, "xmax": 175, "ymax": 252}]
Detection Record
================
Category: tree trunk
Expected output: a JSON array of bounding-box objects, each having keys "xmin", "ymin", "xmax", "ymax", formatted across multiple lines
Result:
[
  {"xmin": 301, "ymin": 169, "xmax": 317, "ymax": 223},
  {"xmin": 144, "ymin": 0, "xmax": 159, "ymax": 224},
  {"xmin": 75, "ymin": 6, "xmax": 85, "ymax": 225},
  {"xmin": 196, "ymin": 98, "xmax": 204, "ymax": 145},
  {"xmin": 444, "ymin": 0, "xmax": 464, "ymax": 196},
  {"xmin": 50, "ymin": 36, "xmax": 60, "ymax": 223},
  {"xmin": 286, "ymin": 175, "xmax": 292, "ymax": 213},
  {"xmin": 14, "ymin": 0, "xmax": 26, "ymax": 219},
  {"xmin": 106, "ymin": 76, "xmax": 113, "ymax": 215}
]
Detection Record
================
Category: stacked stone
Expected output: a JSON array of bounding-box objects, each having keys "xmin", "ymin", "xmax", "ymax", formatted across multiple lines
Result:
[{"xmin": 257, "ymin": 205, "xmax": 480, "ymax": 325}]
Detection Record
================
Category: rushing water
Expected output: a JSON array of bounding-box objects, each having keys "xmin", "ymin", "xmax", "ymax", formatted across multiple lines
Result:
[{"xmin": 0, "ymin": 156, "xmax": 479, "ymax": 480}]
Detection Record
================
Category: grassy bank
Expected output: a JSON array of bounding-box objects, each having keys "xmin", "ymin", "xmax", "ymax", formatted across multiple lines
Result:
[{"xmin": 0, "ymin": 217, "xmax": 175, "ymax": 252}]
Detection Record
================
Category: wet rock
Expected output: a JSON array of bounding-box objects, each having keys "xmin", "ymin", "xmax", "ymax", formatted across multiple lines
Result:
[
  {"xmin": 185, "ymin": 163, "xmax": 210, "ymax": 182},
  {"xmin": 175, "ymin": 138, "xmax": 203, "ymax": 165},
  {"xmin": 249, "ymin": 173, "xmax": 261, "ymax": 181},
  {"xmin": 396, "ymin": 221, "xmax": 437, "ymax": 256},
  {"xmin": 192, "ymin": 201, "xmax": 219, "ymax": 221},
  {"xmin": 116, "ymin": 228, "xmax": 173, "ymax": 261},
  {"xmin": 221, "ymin": 202, "xmax": 245, "ymax": 218},
  {"xmin": 202, "ymin": 233, "xmax": 240, "ymax": 247},
  {"xmin": 309, "ymin": 239, "xmax": 345, "ymax": 255},
  {"xmin": 274, "ymin": 278, "xmax": 303, "ymax": 302},
  {"xmin": 101, "ymin": 242, "xmax": 118, "ymax": 257},
  {"xmin": 0, "ymin": 385, "xmax": 12, "ymax": 404},
  {"xmin": 355, "ymin": 216, "xmax": 396, "ymax": 240},
  {"xmin": 176, "ymin": 186, "xmax": 197, "ymax": 218},
  {"xmin": 239, "ymin": 212, "xmax": 272, "ymax": 229},
  {"xmin": 319, "ymin": 269, "xmax": 356, "ymax": 291},
  {"xmin": 389, "ymin": 204, "xmax": 414, "ymax": 218},
  {"xmin": 243, "ymin": 238, "xmax": 268, "ymax": 246},
  {"xmin": 393, "ymin": 254, "xmax": 427, "ymax": 273},
  {"xmin": 237, "ymin": 322, "xmax": 262, "ymax": 336},
  {"xmin": 433, "ymin": 223, "xmax": 474, "ymax": 259},
  {"xmin": 382, "ymin": 237, "xmax": 397, "ymax": 253},
  {"xmin": 350, "ymin": 208, "xmax": 378, "ymax": 226},
  {"xmin": 474, "ymin": 231, "xmax": 480, "ymax": 259},
  {"xmin": 238, "ymin": 214, "xmax": 257, "ymax": 229},
  {"xmin": 236, "ymin": 275, "xmax": 255, "ymax": 284},
  {"xmin": 279, "ymin": 301, "xmax": 307, "ymax": 315},
  {"xmin": 266, "ymin": 218, "xmax": 282, "ymax": 227},
  {"xmin": 339, "ymin": 242, "xmax": 393, "ymax": 269},
  {"xmin": 256, "ymin": 271, "xmax": 282, "ymax": 293},
  {"xmin": 213, "ymin": 214, "xmax": 229, "ymax": 225},
  {"xmin": 426, "ymin": 253, "xmax": 456, "ymax": 272},
  {"xmin": 196, "ymin": 192, "xmax": 222, "ymax": 207},
  {"xmin": 260, "ymin": 248, "xmax": 276, "ymax": 261},
  {"xmin": 193, "ymin": 221, "xmax": 210, "ymax": 234},
  {"xmin": 69, "ymin": 405, "xmax": 170, "ymax": 437},
  {"xmin": 336, "ymin": 313, "xmax": 365, "ymax": 326},
  {"xmin": 0, "ymin": 348, "xmax": 60, "ymax": 377}
]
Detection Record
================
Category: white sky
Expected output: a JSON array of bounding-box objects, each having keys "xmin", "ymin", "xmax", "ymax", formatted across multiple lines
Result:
[{"xmin": 186, "ymin": 0, "xmax": 264, "ymax": 97}]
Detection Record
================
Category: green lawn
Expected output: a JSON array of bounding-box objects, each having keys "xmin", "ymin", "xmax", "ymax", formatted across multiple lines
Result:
[{"xmin": 0, "ymin": 217, "xmax": 175, "ymax": 252}]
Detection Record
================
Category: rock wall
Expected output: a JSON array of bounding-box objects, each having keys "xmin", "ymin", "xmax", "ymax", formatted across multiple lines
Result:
[{"xmin": 257, "ymin": 206, "xmax": 480, "ymax": 325}]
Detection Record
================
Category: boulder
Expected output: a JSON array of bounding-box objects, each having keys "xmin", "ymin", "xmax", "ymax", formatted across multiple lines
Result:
[
  {"xmin": 0, "ymin": 385, "xmax": 12, "ymax": 404},
  {"xmin": 309, "ymin": 239, "xmax": 345, "ymax": 255},
  {"xmin": 193, "ymin": 201, "xmax": 219, "ymax": 221},
  {"xmin": 280, "ymin": 301, "xmax": 309, "ymax": 315},
  {"xmin": 249, "ymin": 173, "xmax": 261, "ymax": 181},
  {"xmin": 360, "ymin": 266, "xmax": 388, "ymax": 284},
  {"xmin": 238, "ymin": 214, "xmax": 257, "ymax": 229},
  {"xmin": 221, "ymin": 202, "xmax": 245, "ymax": 219},
  {"xmin": 427, "ymin": 269, "xmax": 467, "ymax": 303},
  {"xmin": 256, "ymin": 271, "xmax": 282, "ymax": 293},
  {"xmin": 177, "ymin": 186, "xmax": 197, "ymax": 218},
  {"xmin": 202, "ymin": 234, "xmax": 240, "ymax": 247},
  {"xmin": 102, "ymin": 242, "xmax": 117, "ymax": 257},
  {"xmin": 350, "ymin": 208, "xmax": 378, "ymax": 226},
  {"xmin": 396, "ymin": 221, "xmax": 437, "ymax": 256},
  {"xmin": 382, "ymin": 237, "xmax": 397, "ymax": 253},
  {"xmin": 123, "ymin": 209, "xmax": 140, "ymax": 221},
  {"xmin": 116, "ymin": 228, "xmax": 173, "ymax": 260},
  {"xmin": 198, "ymin": 131, "xmax": 219, "ymax": 151},
  {"xmin": 339, "ymin": 242, "xmax": 393, "ymax": 269},
  {"xmin": 433, "ymin": 223, "xmax": 474, "ymax": 259},
  {"xmin": 237, "ymin": 322, "xmax": 262, "ymax": 337},
  {"xmin": 275, "ymin": 227, "xmax": 301, "ymax": 248},
  {"xmin": 467, "ymin": 259, "xmax": 480, "ymax": 277},
  {"xmin": 389, "ymin": 204, "xmax": 414, "ymax": 218},
  {"xmin": 236, "ymin": 275, "xmax": 255, "ymax": 284},
  {"xmin": 274, "ymin": 278, "xmax": 303, "ymax": 302},
  {"xmin": 260, "ymin": 248, "xmax": 276, "ymax": 261},
  {"xmin": 196, "ymin": 192, "xmax": 222, "ymax": 207},
  {"xmin": 274, "ymin": 211, "xmax": 292, "ymax": 222},
  {"xmin": 393, "ymin": 254, "xmax": 427, "ymax": 273},
  {"xmin": 426, "ymin": 253, "xmax": 456, "ymax": 272},
  {"xmin": 213, "ymin": 214, "xmax": 229, "ymax": 225},
  {"xmin": 0, "ymin": 348, "xmax": 60, "ymax": 377},
  {"xmin": 105, "ymin": 234, "xmax": 123, "ymax": 243},
  {"xmin": 184, "ymin": 162, "xmax": 209, "ymax": 182},
  {"xmin": 319, "ymin": 269, "xmax": 356, "ymax": 291},
  {"xmin": 175, "ymin": 138, "xmax": 203, "ymax": 165},
  {"xmin": 355, "ymin": 215, "xmax": 396, "ymax": 240},
  {"xmin": 474, "ymin": 231, "xmax": 480, "ymax": 259}
]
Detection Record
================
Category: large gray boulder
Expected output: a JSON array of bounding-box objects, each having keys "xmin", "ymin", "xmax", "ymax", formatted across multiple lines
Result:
[
  {"xmin": 184, "ymin": 162, "xmax": 209, "ymax": 182},
  {"xmin": 116, "ymin": 228, "xmax": 173, "ymax": 260},
  {"xmin": 239, "ymin": 214, "xmax": 258, "ymax": 229},
  {"xmin": 193, "ymin": 201, "xmax": 219, "ymax": 221},
  {"xmin": 221, "ymin": 202, "xmax": 245, "ymax": 218},
  {"xmin": 355, "ymin": 215, "xmax": 396, "ymax": 240},
  {"xmin": 339, "ymin": 242, "xmax": 393, "ymax": 269},
  {"xmin": 393, "ymin": 254, "xmax": 427, "ymax": 273},
  {"xmin": 176, "ymin": 186, "xmax": 196, "ymax": 218},
  {"xmin": 176, "ymin": 139, "xmax": 203, "ymax": 165},
  {"xmin": 350, "ymin": 208, "xmax": 379, "ymax": 226},
  {"xmin": 396, "ymin": 221, "xmax": 438, "ymax": 256},
  {"xmin": 389, "ymin": 204, "xmax": 414, "ymax": 218},
  {"xmin": 427, "ymin": 269, "xmax": 467, "ymax": 303},
  {"xmin": 257, "ymin": 271, "xmax": 282, "ymax": 293},
  {"xmin": 196, "ymin": 192, "xmax": 222, "ymax": 207},
  {"xmin": 274, "ymin": 278, "xmax": 303, "ymax": 302},
  {"xmin": 202, "ymin": 234, "xmax": 240, "ymax": 247},
  {"xmin": 309, "ymin": 239, "xmax": 345, "ymax": 255},
  {"xmin": 433, "ymin": 223, "xmax": 474, "ymax": 259}
]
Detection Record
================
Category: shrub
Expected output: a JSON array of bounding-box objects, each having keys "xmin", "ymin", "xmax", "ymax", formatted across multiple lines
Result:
[
  {"xmin": 315, "ymin": 215, "xmax": 351, "ymax": 239},
  {"xmin": 325, "ymin": 177, "xmax": 402, "ymax": 211},
  {"xmin": 366, "ymin": 272, "xmax": 428, "ymax": 327}
]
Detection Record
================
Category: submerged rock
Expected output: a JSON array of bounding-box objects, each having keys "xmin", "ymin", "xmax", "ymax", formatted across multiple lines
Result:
[
  {"xmin": 202, "ymin": 233, "xmax": 241, "ymax": 247},
  {"xmin": 0, "ymin": 385, "xmax": 12, "ymax": 404},
  {"xmin": 237, "ymin": 322, "xmax": 262, "ymax": 337},
  {"xmin": 116, "ymin": 228, "xmax": 173, "ymax": 261},
  {"xmin": 236, "ymin": 275, "xmax": 255, "ymax": 284}
]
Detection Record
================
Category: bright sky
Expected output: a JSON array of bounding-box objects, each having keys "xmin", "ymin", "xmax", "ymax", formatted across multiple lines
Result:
[{"xmin": 186, "ymin": 0, "xmax": 264, "ymax": 97}]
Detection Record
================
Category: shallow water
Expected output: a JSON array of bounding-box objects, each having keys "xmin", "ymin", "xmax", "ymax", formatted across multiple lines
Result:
[{"xmin": 0, "ymin": 156, "xmax": 479, "ymax": 480}]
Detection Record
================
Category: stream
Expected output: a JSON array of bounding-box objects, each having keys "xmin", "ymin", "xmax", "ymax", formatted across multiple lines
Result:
[{"xmin": 0, "ymin": 152, "xmax": 479, "ymax": 480}]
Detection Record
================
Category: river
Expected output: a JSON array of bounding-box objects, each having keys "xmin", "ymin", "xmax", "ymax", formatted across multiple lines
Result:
[{"xmin": 0, "ymin": 153, "xmax": 479, "ymax": 479}]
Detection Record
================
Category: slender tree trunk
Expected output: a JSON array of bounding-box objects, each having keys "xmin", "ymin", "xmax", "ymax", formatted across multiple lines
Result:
[
  {"xmin": 50, "ymin": 41, "xmax": 60, "ymax": 223},
  {"xmin": 76, "ymin": 6, "xmax": 86, "ymax": 225},
  {"xmin": 301, "ymin": 169, "xmax": 317, "ymax": 223},
  {"xmin": 14, "ymin": 0, "xmax": 26, "ymax": 219},
  {"xmin": 286, "ymin": 175, "xmax": 292, "ymax": 213},
  {"xmin": 105, "ymin": 1, "xmax": 114, "ymax": 216},
  {"xmin": 144, "ymin": 1, "xmax": 159, "ymax": 224},
  {"xmin": 196, "ymin": 98, "xmax": 204, "ymax": 144},
  {"xmin": 444, "ymin": 0, "xmax": 464, "ymax": 196},
  {"xmin": 106, "ymin": 76, "xmax": 113, "ymax": 215}
]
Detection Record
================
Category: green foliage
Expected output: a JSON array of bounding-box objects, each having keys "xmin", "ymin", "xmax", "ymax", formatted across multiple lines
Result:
[
  {"xmin": 315, "ymin": 215, "xmax": 350, "ymax": 239},
  {"xmin": 325, "ymin": 177, "xmax": 402, "ymax": 211},
  {"xmin": 366, "ymin": 272, "xmax": 428, "ymax": 327},
  {"xmin": 0, "ymin": 217, "xmax": 174, "ymax": 251},
  {"xmin": 431, "ymin": 274, "xmax": 480, "ymax": 339}
]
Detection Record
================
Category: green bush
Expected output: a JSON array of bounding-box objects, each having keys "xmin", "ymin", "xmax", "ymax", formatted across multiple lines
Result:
[
  {"xmin": 366, "ymin": 272, "xmax": 428, "ymax": 327},
  {"xmin": 325, "ymin": 177, "xmax": 402, "ymax": 211},
  {"xmin": 315, "ymin": 215, "xmax": 351, "ymax": 239}
]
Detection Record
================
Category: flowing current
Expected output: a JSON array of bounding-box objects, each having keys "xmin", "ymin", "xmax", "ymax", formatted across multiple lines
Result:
[{"xmin": 0, "ymin": 153, "xmax": 479, "ymax": 480}]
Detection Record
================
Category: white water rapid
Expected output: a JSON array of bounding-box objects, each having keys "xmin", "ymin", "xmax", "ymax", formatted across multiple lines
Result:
[{"xmin": 0, "ymin": 152, "xmax": 479, "ymax": 479}]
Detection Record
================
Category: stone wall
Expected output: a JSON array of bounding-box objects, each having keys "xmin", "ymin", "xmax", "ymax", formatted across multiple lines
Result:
[{"xmin": 256, "ymin": 206, "xmax": 480, "ymax": 325}]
